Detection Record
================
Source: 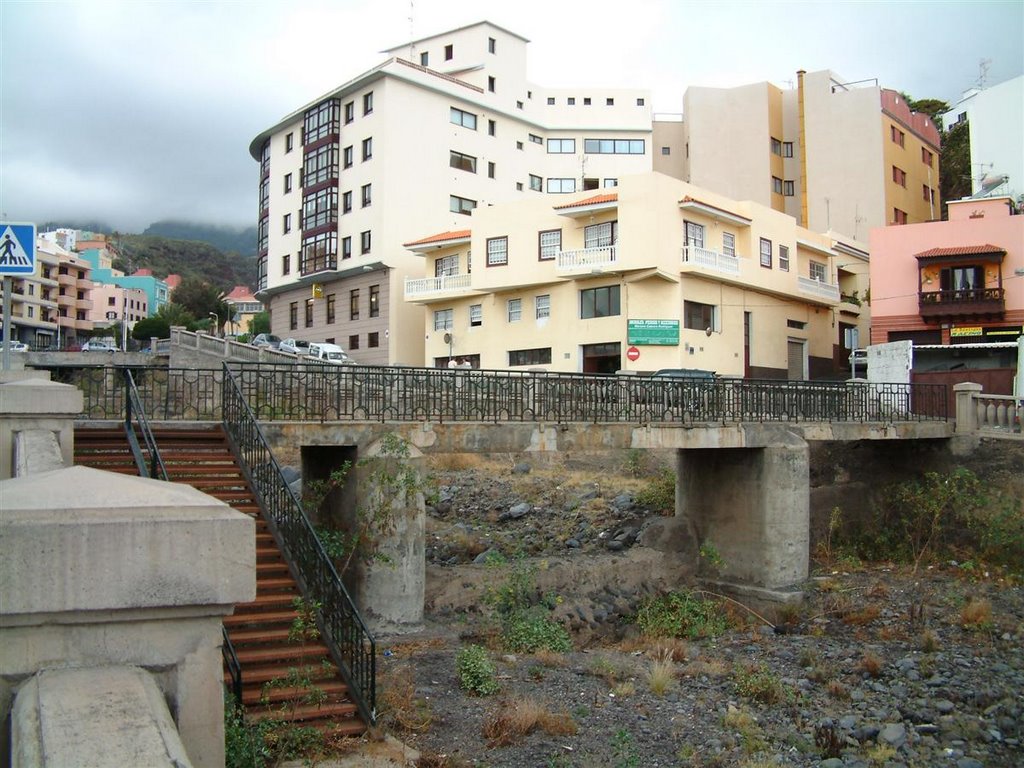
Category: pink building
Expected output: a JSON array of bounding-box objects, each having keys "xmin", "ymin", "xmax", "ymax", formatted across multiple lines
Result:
[{"xmin": 869, "ymin": 196, "xmax": 1024, "ymax": 346}]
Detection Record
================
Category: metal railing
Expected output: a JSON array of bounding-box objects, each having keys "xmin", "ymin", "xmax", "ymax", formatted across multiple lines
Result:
[
  {"xmin": 220, "ymin": 365, "xmax": 377, "ymax": 724},
  {"xmin": 123, "ymin": 368, "xmax": 168, "ymax": 480},
  {"xmin": 72, "ymin": 364, "xmax": 949, "ymax": 426},
  {"xmin": 222, "ymin": 627, "xmax": 243, "ymax": 705}
]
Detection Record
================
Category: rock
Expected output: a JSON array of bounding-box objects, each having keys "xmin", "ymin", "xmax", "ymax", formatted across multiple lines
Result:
[
  {"xmin": 280, "ymin": 465, "xmax": 300, "ymax": 483},
  {"xmin": 501, "ymin": 502, "xmax": 531, "ymax": 521},
  {"xmin": 565, "ymin": 538, "xmax": 581, "ymax": 549},
  {"xmin": 820, "ymin": 759, "xmax": 844, "ymax": 768},
  {"xmin": 511, "ymin": 462, "xmax": 531, "ymax": 475},
  {"xmin": 956, "ymin": 759, "xmax": 983, "ymax": 768},
  {"xmin": 935, "ymin": 699, "xmax": 955, "ymax": 714},
  {"xmin": 610, "ymin": 492, "xmax": 634, "ymax": 511},
  {"xmin": 606, "ymin": 540, "xmax": 625, "ymax": 552},
  {"xmin": 473, "ymin": 548, "xmax": 500, "ymax": 564},
  {"xmin": 878, "ymin": 722, "xmax": 907, "ymax": 748}
]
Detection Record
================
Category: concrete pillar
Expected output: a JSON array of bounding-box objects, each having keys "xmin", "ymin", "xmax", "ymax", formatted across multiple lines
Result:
[
  {"xmin": 953, "ymin": 381, "xmax": 983, "ymax": 435},
  {"xmin": 677, "ymin": 429, "xmax": 809, "ymax": 603},
  {"xmin": 0, "ymin": 378, "xmax": 82, "ymax": 480}
]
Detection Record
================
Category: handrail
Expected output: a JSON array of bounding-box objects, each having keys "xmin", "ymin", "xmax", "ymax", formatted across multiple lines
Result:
[
  {"xmin": 222, "ymin": 627, "xmax": 243, "ymax": 705},
  {"xmin": 219, "ymin": 364, "xmax": 377, "ymax": 724},
  {"xmin": 122, "ymin": 368, "xmax": 168, "ymax": 480}
]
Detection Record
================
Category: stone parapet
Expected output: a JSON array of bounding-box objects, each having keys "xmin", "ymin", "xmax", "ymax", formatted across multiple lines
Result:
[{"xmin": 0, "ymin": 378, "xmax": 82, "ymax": 479}]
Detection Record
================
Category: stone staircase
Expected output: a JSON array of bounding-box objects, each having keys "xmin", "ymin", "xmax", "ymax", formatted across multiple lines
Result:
[{"xmin": 73, "ymin": 425, "xmax": 366, "ymax": 736}]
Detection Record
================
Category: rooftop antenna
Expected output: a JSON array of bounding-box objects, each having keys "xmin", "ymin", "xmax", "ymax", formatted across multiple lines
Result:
[{"xmin": 975, "ymin": 58, "xmax": 991, "ymax": 90}]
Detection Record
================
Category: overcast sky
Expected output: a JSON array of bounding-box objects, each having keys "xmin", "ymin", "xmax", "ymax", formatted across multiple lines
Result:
[{"xmin": 1, "ymin": 0, "xmax": 1021, "ymax": 233}]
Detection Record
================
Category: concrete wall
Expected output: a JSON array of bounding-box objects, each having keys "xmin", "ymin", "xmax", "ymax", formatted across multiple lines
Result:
[{"xmin": 0, "ymin": 377, "xmax": 81, "ymax": 479}]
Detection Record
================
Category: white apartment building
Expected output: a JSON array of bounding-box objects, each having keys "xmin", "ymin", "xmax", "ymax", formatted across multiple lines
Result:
[
  {"xmin": 250, "ymin": 21, "xmax": 654, "ymax": 366},
  {"xmin": 942, "ymin": 75, "xmax": 1024, "ymax": 203}
]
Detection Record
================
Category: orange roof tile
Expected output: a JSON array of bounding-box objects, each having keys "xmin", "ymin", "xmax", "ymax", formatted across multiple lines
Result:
[
  {"xmin": 224, "ymin": 285, "xmax": 257, "ymax": 301},
  {"xmin": 553, "ymin": 193, "xmax": 618, "ymax": 210},
  {"xmin": 403, "ymin": 229, "xmax": 472, "ymax": 247},
  {"xmin": 914, "ymin": 244, "xmax": 1005, "ymax": 258}
]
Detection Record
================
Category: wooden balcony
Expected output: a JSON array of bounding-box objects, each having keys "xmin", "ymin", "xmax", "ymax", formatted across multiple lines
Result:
[{"xmin": 919, "ymin": 288, "xmax": 1005, "ymax": 319}]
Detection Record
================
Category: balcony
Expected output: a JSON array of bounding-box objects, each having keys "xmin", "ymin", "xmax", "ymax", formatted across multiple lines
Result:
[
  {"xmin": 681, "ymin": 245, "xmax": 740, "ymax": 277},
  {"xmin": 404, "ymin": 272, "xmax": 472, "ymax": 302},
  {"xmin": 919, "ymin": 288, "xmax": 1005, "ymax": 319},
  {"xmin": 556, "ymin": 244, "xmax": 617, "ymax": 274},
  {"xmin": 798, "ymin": 276, "xmax": 841, "ymax": 303},
  {"xmin": 57, "ymin": 272, "xmax": 75, "ymax": 288}
]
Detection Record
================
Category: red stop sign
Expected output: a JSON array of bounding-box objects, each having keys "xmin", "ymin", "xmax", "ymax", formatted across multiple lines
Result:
[{"xmin": 626, "ymin": 346, "xmax": 640, "ymax": 361}]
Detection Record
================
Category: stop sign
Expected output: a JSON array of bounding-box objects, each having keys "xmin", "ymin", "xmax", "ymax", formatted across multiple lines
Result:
[{"xmin": 626, "ymin": 346, "xmax": 640, "ymax": 361}]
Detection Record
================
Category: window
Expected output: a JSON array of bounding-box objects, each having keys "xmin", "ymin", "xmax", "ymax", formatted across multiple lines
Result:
[
  {"xmin": 349, "ymin": 289, "xmax": 360, "ymax": 320},
  {"xmin": 285, "ymin": 132, "xmax": 294, "ymax": 152},
  {"xmin": 450, "ymin": 195, "xmax": 477, "ymax": 215},
  {"xmin": 342, "ymin": 190, "xmax": 352, "ymax": 213},
  {"xmin": 922, "ymin": 147, "xmax": 934, "ymax": 166},
  {"xmin": 358, "ymin": 183, "xmax": 370, "ymax": 207},
  {"xmin": 778, "ymin": 244, "xmax": 790, "ymax": 271},
  {"xmin": 259, "ymin": 177, "xmax": 270, "ymax": 210},
  {"xmin": 363, "ymin": 91, "xmax": 373, "ymax": 115},
  {"xmin": 546, "ymin": 177, "xmax": 575, "ymax": 193},
  {"xmin": 444, "ymin": 44, "xmax": 453, "ymax": 60},
  {"xmin": 809, "ymin": 261, "xmax": 827, "ymax": 282},
  {"xmin": 303, "ymin": 99, "xmax": 340, "ymax": 143},
  {"xmin": 535, "ymin": 294, "xmax": 550, "ymax": 319},
  {"xmin": 528, "ymin": 133, "xmax": 542, "ymax": 145},
  {"xmin": 302, "ymin": 187, "xmax": 338, "ymax": 229},
  {"xmin": 684, "ymin": 220, "xmax": 704, "ymax": 248},
  {"xmin": 538, "ymin": 229, "xmax": 561, "ymax": 260},
  {"xmin": 547, "ymin": 97, "xmax": 555, "ymax": 105},
  {"xmin": 636, "ymin": 97, "xmax": 645, "ymax": 106},
  {"xmin": 892, "ymin": 165, "xmax": 906, "ymax": 187},
  {"xmin": 369, "ymin": 284, "xmax": 379, "ymax": 317},
  {"xmin": 582, "ymin": 139, "xmax": 645, "ymax": 154},
  {"xmin": 604, "ymin": 178, "xmax": 618, "ymax": 188},
  {"xmin": 893, "ymin": 208, "xmax": 908, "ymax": 225},
  {"xmin": 470, "ymin": 304, "xmax": 482, "ymax": 326},
  {"xmin": 516, "ymin": 182, "xmax": 523, "ymax": 191},
  {"xmin": 771, "ymin": 137, "xmax": 782, "ymax": 155},
  {"xmin": 759, "ymin": 237, "xmax": 772, "ymax": 268},
  {"xmin": 349, "ymin": 334, "xmax": 360, "ymax": 350},
  {"xmin": 289, "ymin": 302, "xmax": 298, "ymax": 330},
  {"xmin": 684, "ymin": 300, "xmax": 716, "ymax": 331},
  {"xmin": 344, "ymin": 101, "xmax": 354, "ymax": 124},
  {"xmin": 580, "ymin": 285, "xmax": 620, "ymax": 318},
  {"xmin": 923, "ymin": 183, "xmax": 931, "ymax": 202},
  {"xmin": 108, "ymin": 296, "xmax": 116, "ymax": 306},
  {"xmin": 721, "ymin": 232, "xmax": 736, "ymax": 257},
  {"xmin": 283, "ymin": 213, "xmax": 291, "ymax": 234},
  {"xmin": 942, "ymin": 265, "xmax": 983, "ymax": 292},
  {"xmin": 787, "ymin": 319, "xmax": 806, "ymax": 330},
  {"xmin": 547, "ymin": 138, "xmax": 575, "ymax": 154},
  {"xmin": 488, "ymin": 76, "xmax": 495, "ymax": 92},
  {"xmin": 584, "ymin": 220, "xmax": 617, "ymax": 248},
  {"xmin": 341, "ymin": 236, "xmax": 351, "ymax": 260},
  {"xmin": 567, "ymin": 97, "xmax": 575, "ymax": 105},
  {"xmin": 516, "ymin": 100, "xmax": 523, "ymax": 109},
  {"xmin": 507, "ymin": 298, "xmax": 522, "ymax": 322},
  {"xmin": 782, "ymin": 141, "xmax": 794, "ymax": 157},
  {"xmin": 450, "ymin": 150, "xmax": 477, "ymax": 173},
  {"xmin": 891, "ymin": 125, "xmax": 905, "ymax": 147},
  {"xmin": 661, "ymin": 146, "xmax": 670, "ymax": 155},
  {"xmin": 343, "ymin": 145, "xmax": 353, "ymax": 168},
  {"xmin": 772, "ymin": 176, "xmax": 783, "ymax": 194},
  {"xmin": 362, "ymin": 137, "xmax": 372, "ymax": 160},
  {"xmin": 304, "ymin": 144, "xmax": 338, "ymax": 186},
  {"xmin": 488, "ymin": 36, "xmax": 496, "ymax": 53},
  {"xmin": 305, "ymin": 300, "xmax": 313, "ymax": 327},
  {"xmin": 606, "ymin": 97, "xmax": 614, "ymax": 106},
  {"xmin": 487, "ymin": 236, "xmax": 508, "ymax": 266},
  {"xmin": 509, "ymin": 347, "xmax": 552, "ymax": 366},
  {"xmin": 583, "ymin": 97, "xmax": 592, "ymax": 106},
  {"xmin": 282, "ymin": 253, "xmax": 291, "ymax": 275},
  {"xmin": 434, "ymin": 308, "xmax": 453, "ymax": 331},
  {"xmin": 516, "ymin": 141, "xmax": 524, "ymax": 151},
  {"xmin": 360, "ymin": 230, "xmax": 371, "ymax": 253},
  {"xmin": 488, "ymin": 161, "xmax": 495, "ymax": 178},
  {"xmin": 300, "ymin": 231, "xmax": 336, "ymax": 273},
  {"xmin": 435, "ymin": 253, "xmax": 458, "ymax": 278},
  {"xmin": 420, "ymin": 51, "xmax": 428, "ymax": 66},
  {"xmin": 783, "ymin": 180, "xmax": 795, "ymax": 196},
  {"xmin": 450, "ymin": 107, "xmax": 477, "ymax": 130},
  {"xmin": 326, "ymin": 294, "xmax": 335, "ymax": 323},
  {"xmin": 368, "ymin": 332, "xmax": 379, "ymax": 348},
  {"xmin": 284, "ymin": 173, "xmax": 293, "ymax": 193}
]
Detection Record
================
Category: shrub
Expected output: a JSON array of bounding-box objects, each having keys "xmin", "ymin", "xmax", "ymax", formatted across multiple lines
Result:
[
  {"xmin": 456, "ymin": 644, "xmax": 499, "ymax": 695},
  {"xmin": 733, "ymin": 663, "xmax": 790, "ymax": 705},
  {"xmin": 485, "ymin": 557, "xmax": 572, "ymax": 653},
  {"xmin": 503, "ymin": 612, "xmax": 572, "ymax": 654},
  {"xmin": 635, "ymin": 469, "xmax": 675, "ymax": 512},
  {"xmin": 959, "ymin": 597, "xmax": 994, "ymax": 631},
  {"xmin": 646, "ymin": 658, "xmax": 676, "ymax": 697},
  {"xmin": 634, "ymin": 590, "xmax": 728, "ymax": 639},
  {"xmin": 482, "ymin": 697, "xmax": 577, "ymax": 746}
]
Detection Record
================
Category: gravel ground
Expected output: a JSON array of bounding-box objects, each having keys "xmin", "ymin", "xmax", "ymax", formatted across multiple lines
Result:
[{"xmin": 369, "ymin": 460, "xmax": 1023, "ymax": 768}]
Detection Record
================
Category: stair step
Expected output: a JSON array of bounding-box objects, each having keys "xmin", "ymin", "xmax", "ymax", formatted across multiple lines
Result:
[
  {"xmin": 245, "ymin": 701, "xmax": 358, "ymax": 724},
  {"xmin": 224, "ymin": 609, "xmax": 298, "ymax": 627},
  {"xmin": 228, "ymin": 660, "xmax": 335, "ymax": 685},
  {"xmin": 227, "ymin": 627, "xmax": 297, "ymax": 644},
  {"xmin": 235, "ymin": 644, "xmax": 329, "ymax": 665},
  {"xmin": 238, "ymin": 679, "xmax": 349, "ymax": 706},
  {"xmin": 256, "ymin": 577, "xmax": 298, "ymax": 591}
]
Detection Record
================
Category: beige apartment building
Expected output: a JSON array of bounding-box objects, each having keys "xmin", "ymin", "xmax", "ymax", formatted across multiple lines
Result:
[
  {"xmin": 404, "ymin": 173, "xmax": 869, "ymax": 378},
  {"xmin": 661, "ymin": 70, "xmax": 941, "ymax": 242},
  {"xmin": 250, "ymin": 21, "xmax": 655, "ymax": 366}
]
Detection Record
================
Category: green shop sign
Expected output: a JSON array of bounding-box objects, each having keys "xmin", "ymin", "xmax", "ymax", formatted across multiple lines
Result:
[{"xmin": 627, "ymin": 319, "xmax": 680, "ymax": 345}]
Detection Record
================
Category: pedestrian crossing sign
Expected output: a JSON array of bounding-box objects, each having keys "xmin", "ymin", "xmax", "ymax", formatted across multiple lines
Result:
[{"xmin": 0, "ymin": 223, "xmax": 36, "ymax": 275}]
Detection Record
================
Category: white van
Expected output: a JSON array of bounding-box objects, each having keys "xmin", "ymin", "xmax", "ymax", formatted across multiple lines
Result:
[{"xmin": 307, "ymin": 343, "xmax": 355, "ymax": 365}]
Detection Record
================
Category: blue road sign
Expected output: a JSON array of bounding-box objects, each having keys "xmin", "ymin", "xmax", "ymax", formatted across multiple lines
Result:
[{"xmin": 0, "ymin": 223, "xmax": 37, "ymax": 275}]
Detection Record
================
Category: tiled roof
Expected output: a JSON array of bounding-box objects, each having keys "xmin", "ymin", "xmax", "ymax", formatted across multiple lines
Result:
[
  {"xmin": 678, "ymin": 196, "xmax": 751, "ymax": 222},
  {"xmin": 553, "ymin": 193, "xmax": 618, "ymax": 210},
  {"xmin": 224, "ymin": 285, "xmax": 257, "ymax": 301},
  {"xmin": 914, "ymin": 244, "xmax": 1005, "ymax": 258},
  {"xmin": 403, "ymin": 229, "xmax": 472, "ymax": 247}
]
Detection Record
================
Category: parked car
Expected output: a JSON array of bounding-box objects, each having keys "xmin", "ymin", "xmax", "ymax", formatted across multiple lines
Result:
[
  {"xmin": 280, "ymin": 338, "xmax": 311, "ymax": 355},
  {"xmin": 81, "ymin": 340, "xmax": 118, "ymax": 352},
  {"xmin": 307, "ymin": 342, "xmax": 355, "ymax": 365},
  {"xmin": 252, "ymin": 333, "xmax": 282, "ymax": 350},
  {"xmin": 636, "ymin": 368, "xmax": 717, "ymax": 410},
  {"xmin": 4, "ymin": 341, "xmax": 29, "ymax": 352}
]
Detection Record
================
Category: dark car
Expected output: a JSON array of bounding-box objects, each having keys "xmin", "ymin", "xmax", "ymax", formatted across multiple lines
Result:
[{"xmin": 636, "ymin": 368, "xmax": 717, "ymax": 411}]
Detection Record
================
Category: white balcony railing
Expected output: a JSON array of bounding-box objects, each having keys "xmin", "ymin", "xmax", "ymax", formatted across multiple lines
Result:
[
  {"xmin": 798, "ymin": 275, "xmax": 841, "ymax": 302},
  {"xmin": 404, "ymin": 272, "xmax": 472, "ymax": 299},
  {"xmin": 557, "ymin": 245, "xmax": 617, "ymax": 271},
  {"xmin": 681, "ymin": 245, "xmax": 740, "ymax": 276}
]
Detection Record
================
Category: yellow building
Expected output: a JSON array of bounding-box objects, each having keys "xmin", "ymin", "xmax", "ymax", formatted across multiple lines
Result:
[{"xmin": 404, "ymin": 173, "xmax": 869, "ymax": 378}]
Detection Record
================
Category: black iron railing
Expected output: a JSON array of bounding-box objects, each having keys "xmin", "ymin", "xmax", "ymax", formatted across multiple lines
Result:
[
  {"xmin": 123, "ymin": 368, "xmax": 168, "ymax": 480},
  {"xmin": 71, "ymin": 364, "xmax": 949, "ymax": 425},
  {"xmin": 220, "ymin": 365, "xmax": 377, "ymax": 724},
  {"xmin": 222, "ymin": 627, "xmax": 243, "ymax": 705}
]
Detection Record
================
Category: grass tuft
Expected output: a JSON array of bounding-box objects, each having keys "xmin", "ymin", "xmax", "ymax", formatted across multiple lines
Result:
[{"xmin": 481, "ymin": 697, "xmax": 577, "ymax": 746}]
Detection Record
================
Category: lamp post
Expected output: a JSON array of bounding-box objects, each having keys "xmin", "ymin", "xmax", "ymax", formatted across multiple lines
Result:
[{"xmin": 209, "ymin": 312, "xmax": 219, "ymax": 337}]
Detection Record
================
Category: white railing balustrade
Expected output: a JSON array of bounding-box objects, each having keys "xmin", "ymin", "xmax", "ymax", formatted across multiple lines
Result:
[
  {"xmin": 404, "ymin": 272, "xmax": 472, "ymax": 299},
  {"xmin": 681, "ymin": 245, "xmax": 740, "ymax": 276},
  {"xmin": 954, "ymin": 383, "xmax": 1023, "ymax": 439},
  {"xmin": 557, "ymin": 245, "xmax": 617, "ymax": 271},
  {"xmin": 797, "ymin": 276, "xmax": 841, "ymax": 302}
]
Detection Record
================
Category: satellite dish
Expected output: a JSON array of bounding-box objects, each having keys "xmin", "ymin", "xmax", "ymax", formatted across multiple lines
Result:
[
  {"xmin": 705, "ymin": 326, "xmax": 713, "ymax": 337},
  {"xmin": 443, "ymin": 332, "xmax": 452, "ymax": 345}
]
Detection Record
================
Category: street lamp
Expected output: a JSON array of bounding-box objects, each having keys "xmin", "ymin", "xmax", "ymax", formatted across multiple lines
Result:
[{"xmin": 209, "ymin": 312, "xmax": 219, "ymax": 337}]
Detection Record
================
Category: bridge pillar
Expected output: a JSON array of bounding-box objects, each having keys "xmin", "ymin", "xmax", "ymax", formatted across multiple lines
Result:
[{"xmin": 677, "ymin": 428, "xmax": 809, "ymax": 603}]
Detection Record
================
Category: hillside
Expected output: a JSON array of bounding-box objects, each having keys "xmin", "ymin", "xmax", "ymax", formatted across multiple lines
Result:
[
  {"xmin": 113, "ymin": 233, "xmax": 255, "ymax": 291},
  {"xmin": 142, "ymin": 220, "xmax": 257, "ymax": 257}
]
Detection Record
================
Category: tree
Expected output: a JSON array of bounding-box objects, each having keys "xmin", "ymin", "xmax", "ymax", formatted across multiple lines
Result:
[
  {"xmin": 249, "ymin": 311, "xmax": 270, "ymax": 336},
  {"xmin": 132, "ymin": 316, "xmax": 171, "ymax": 341},
  {"xmin": 156, "ymin": 301, "xmax": 195, "ymax": 329},
  {"xmin": 170, "ymin": 277, "xmax": 232, "ymax": 332},
  {"xmin": 940, "ymin": 120, "xmax": 972, "ymax": 218},
  {"xmin": 902, "ymin": 95, "xmax": 950, "ymax": 130}
]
